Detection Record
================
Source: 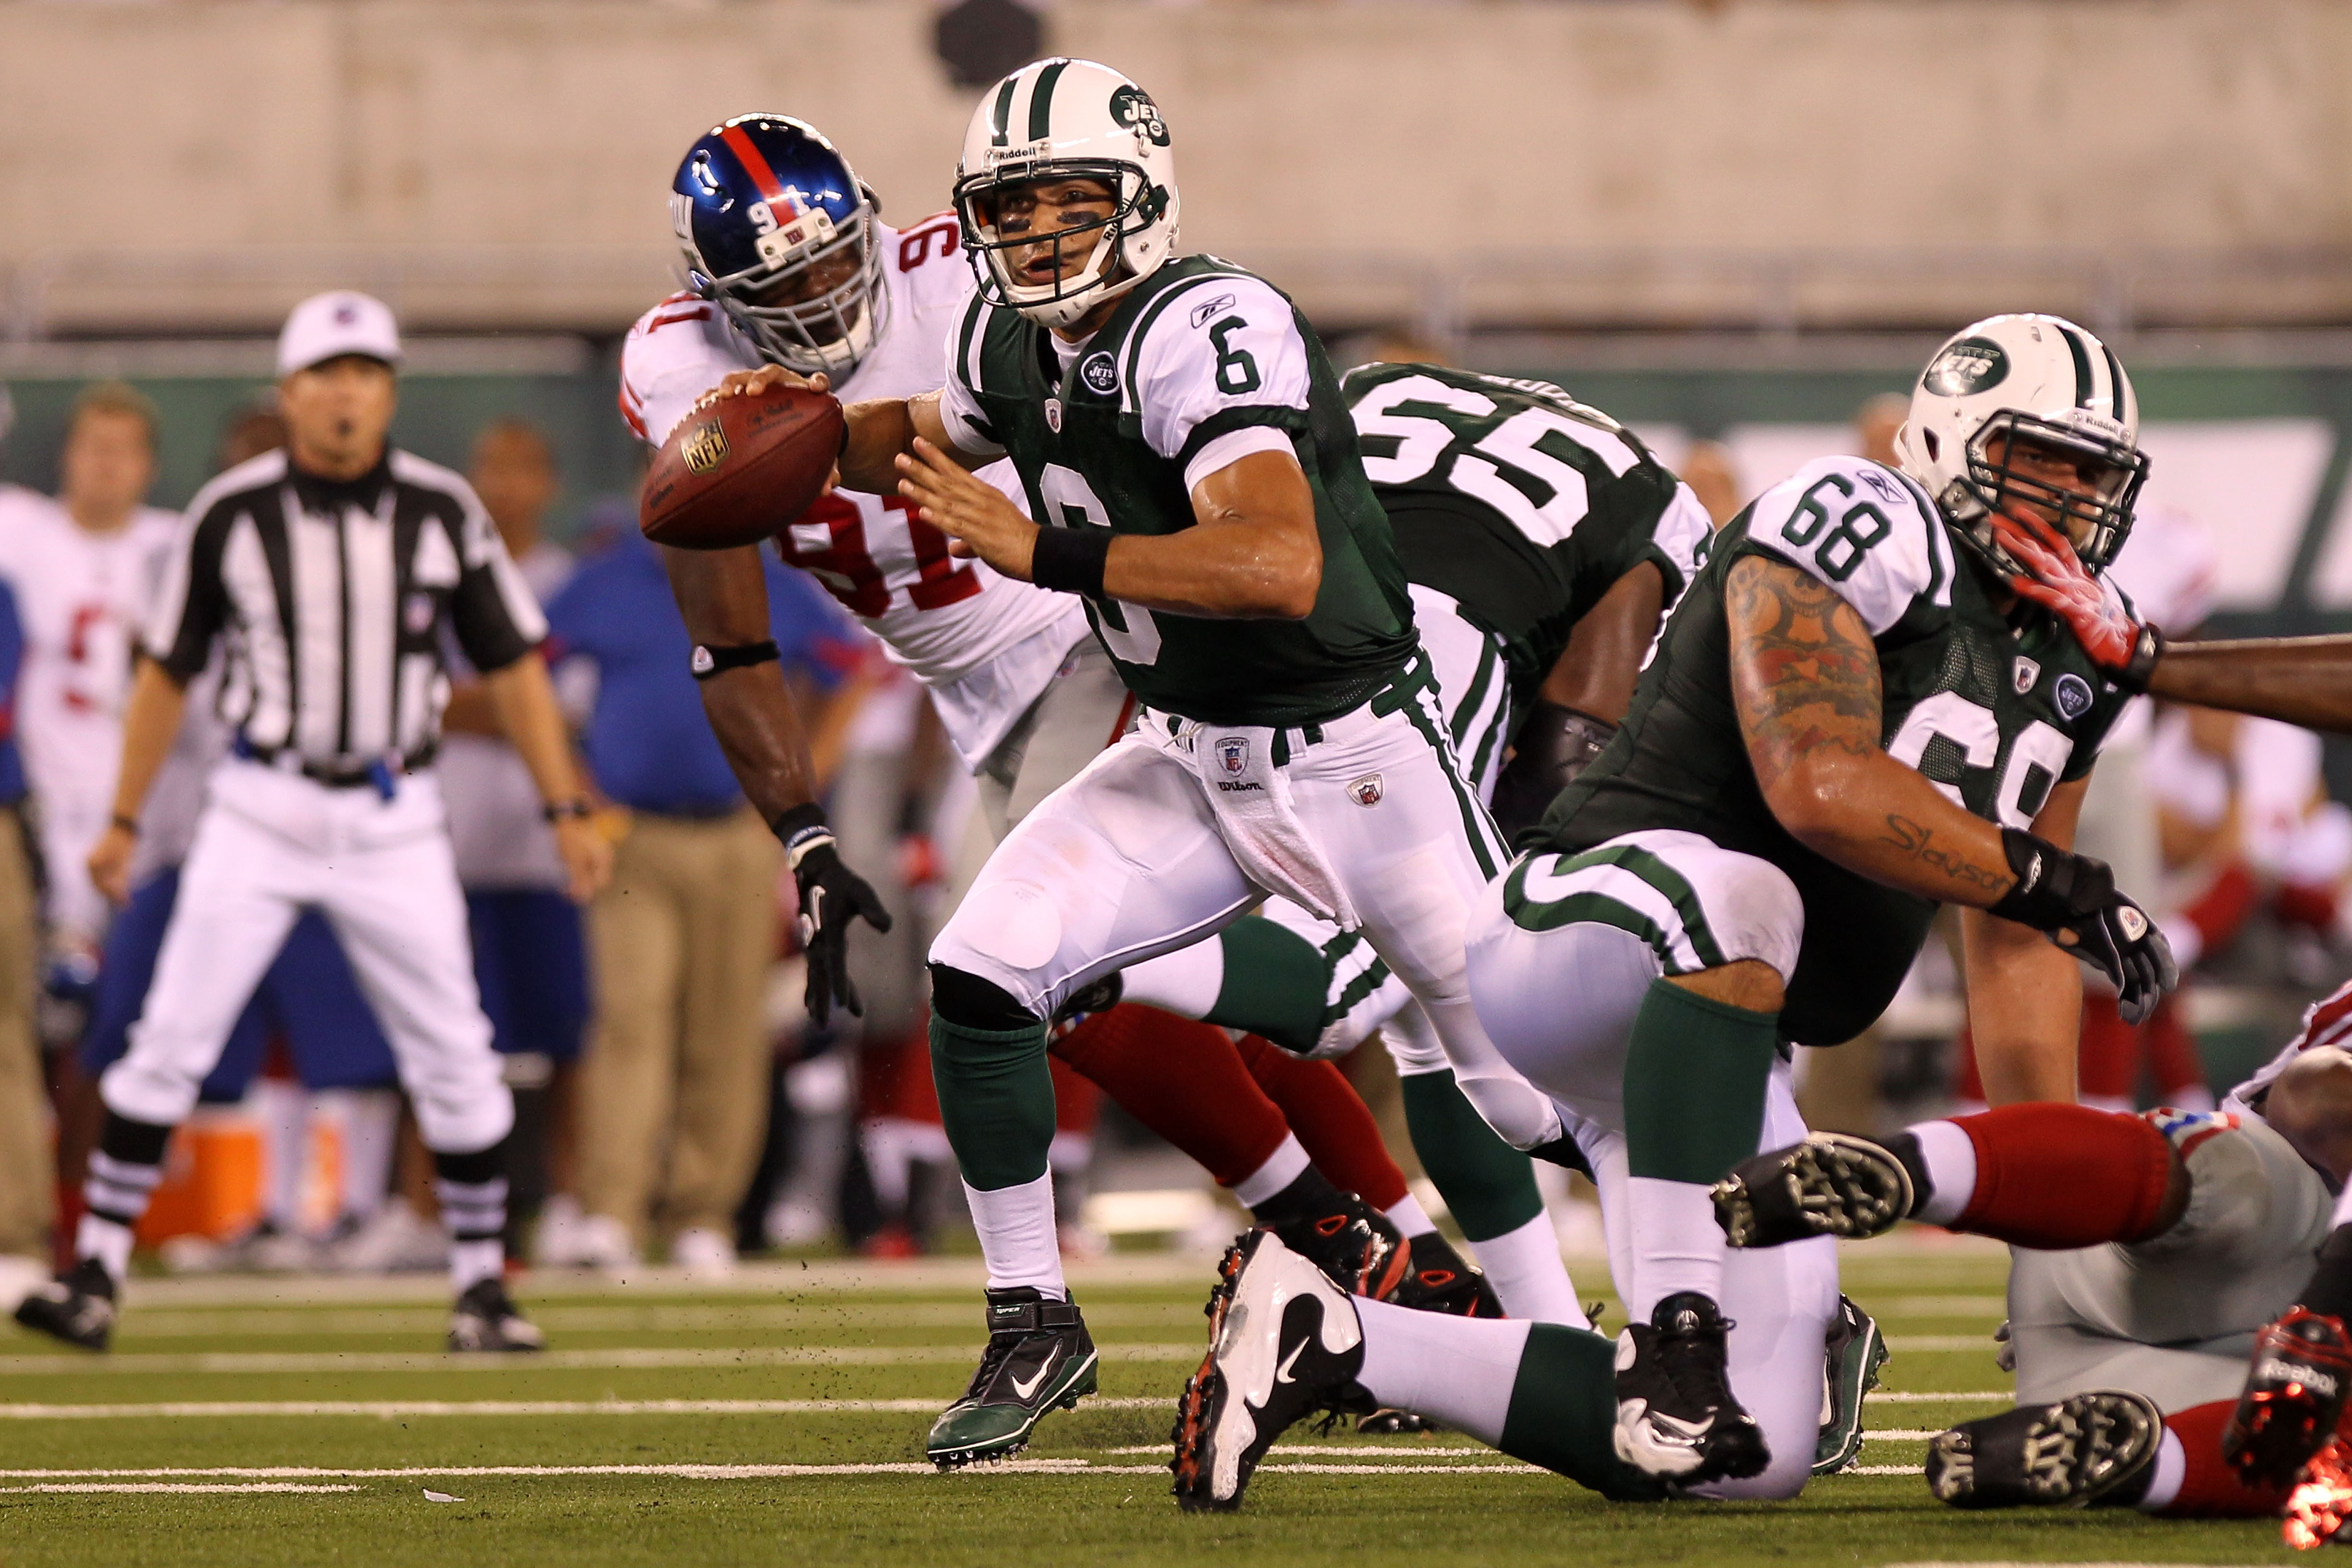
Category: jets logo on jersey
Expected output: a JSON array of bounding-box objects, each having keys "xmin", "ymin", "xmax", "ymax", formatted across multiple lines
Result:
[
  {"xmin": 1078, "ymin": 351, "xmax": 1119, "ymax": 395},
  {"xmin": 748, "ymin": 185, "xmax": 838, "ymax": 270},
  {"xmin": 1923, "ymin": 337, "xmax": 2010, "ymax": 397},
  {"xmin": 2012, "ymin": 656, "xmax": 2040, "ymax": 694},
  {"xmin": 2055, "ymin": 672, "xmax": 2094, "ymax": 721},
  {"xmin": 1216, "ymin": 736, "xmax": 1250, "ymax": 775}
]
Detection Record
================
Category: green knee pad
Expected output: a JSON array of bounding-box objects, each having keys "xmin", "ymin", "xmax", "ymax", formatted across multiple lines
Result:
[
  {"xmin": 1398, "ymin": 1070, "xmax": 1544, "ymax": 1241},
  {"xmin": 1200, "ymin": 917, "xmax": 1328, "ymax": 1056},
  {"xmin": 1623, "ymin": 977, "xmax": 1778, "ymax": 1185},
  {"xmin": 1498, "ymin": 1324, "xmax": 1669, "ymax": 1501},
  {"xmin": 929, "ymin": 1013, "xmax": 1055, "ymax": 1191}
]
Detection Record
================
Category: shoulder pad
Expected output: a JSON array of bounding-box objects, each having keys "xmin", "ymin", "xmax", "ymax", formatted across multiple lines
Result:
[{"xmin": 1742, "ymin": 455, "xmax": 1953, "ymax": 636}]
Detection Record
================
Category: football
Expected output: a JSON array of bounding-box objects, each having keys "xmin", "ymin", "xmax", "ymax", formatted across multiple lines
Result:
[{"xmin": 639, "ymin": 383, "xmax": 846, "ymax": 551}]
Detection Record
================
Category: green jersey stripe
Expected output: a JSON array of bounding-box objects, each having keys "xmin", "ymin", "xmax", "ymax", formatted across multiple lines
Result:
[
  {"xmin": 1026, "ymin": 59, "xmax": 1069, "ymax": 143},
  {"xmin": 1400, "ymin": 683, "xmax": 1502, "ymax": 880},
  {"xmin": 1503, "ymin": 871, "xmax": 1679, "ymax": 966},
  {"xmin": 1448, "ymin": 635, "xmax": 1501, "ymax": 749},
  {"xmin": 1540, "ymin": 842, "xmax": 1728, "ymax": 969}
]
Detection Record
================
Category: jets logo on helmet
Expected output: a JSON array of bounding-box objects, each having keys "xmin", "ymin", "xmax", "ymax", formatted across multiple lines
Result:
[
  {"xmin": 1897, "ymin": 312, "xmax": 2149, "ymax": 578},
  {"xmin": 953, "ymin": 59, "xmax": 1183, "ymax": 329},
  {"xmin": 669, "ymin": 114, "xmax": 890, "ymax": 377}
]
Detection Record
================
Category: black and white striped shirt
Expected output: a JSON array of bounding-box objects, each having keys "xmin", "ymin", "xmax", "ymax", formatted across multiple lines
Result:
[{"xmin": 144, "ymin": 448, "xmax": 547, "ymax": 770}]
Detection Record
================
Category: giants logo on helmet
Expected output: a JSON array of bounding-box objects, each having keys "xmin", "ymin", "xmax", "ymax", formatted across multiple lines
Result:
[{"xmin": 749, "ymin": 186, "xmax": 838, "ymax": 271}]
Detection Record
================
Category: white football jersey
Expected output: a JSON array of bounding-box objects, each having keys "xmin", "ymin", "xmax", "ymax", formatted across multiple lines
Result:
[
  {"xmin": 0, "ymin": 488, "xmax": 179, "ymax": 941},
  {"xmin": 619, "ymin": 215, "xmax": 1086, "ymax": 765}
]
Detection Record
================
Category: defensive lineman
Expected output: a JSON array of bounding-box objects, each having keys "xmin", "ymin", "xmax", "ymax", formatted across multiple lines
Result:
[
  {"xmin": 14, "ymin": 293, "xmax": 611, "ymax": 1352},
  {"xmin": 1171, "ymin": 314, "xmax": 2181, "ymax": 1509}
]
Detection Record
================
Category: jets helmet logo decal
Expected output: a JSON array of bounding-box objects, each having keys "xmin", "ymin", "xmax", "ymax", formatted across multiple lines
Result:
[
  {"xmin": 1923, "ymin": 337, "xmax": 2010, "ymax": 397},
  {"xmin": 1109, "ymin": 84, "xmax": 1171, "ymax": 147}
]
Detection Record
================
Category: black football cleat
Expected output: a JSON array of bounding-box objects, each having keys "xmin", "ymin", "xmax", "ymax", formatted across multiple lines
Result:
[
  {"xmin": 1713, "ymin": 1131, "xmax": 1914, "ymax": 1249},
  {"xmin": 448, "ymin": 1277, "xmax": 546, "ymax": 1353},
  {"xmin": 1386, "ymin": 1231, "xmax": 1506, "ymax": 1319},
  {"xmin": 1173, "ymin": 1229, "xmax": 1369, "ymax": 1511},
  {"xmin": 12, "ymin": 1258, "xmax": 116, "ymax": 1351},
  {"xmin": 1925, "ymin": 1389, "xmax": 2161, "ymax": 1509},
  {"xmin": 1613, "ymin": 1292, "xmax": 1770, "ymax": 1483},
  {"xmin": 1263, "ymin": 1192, "xmax": 1411, "ymax": 1302},
  {"xmin": 927, "ymin": 1287, "xmax": 1098, "ymax": 1468},
  {"xmin": 1813, "ymin": 1294, "xmax": 1889, "ymax": 1475}
]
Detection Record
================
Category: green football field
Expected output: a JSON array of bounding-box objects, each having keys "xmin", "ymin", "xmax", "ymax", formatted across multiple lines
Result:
[{"xmin": 0, "ymin": 1237, "xmax": 2308, "ymax": 1567}]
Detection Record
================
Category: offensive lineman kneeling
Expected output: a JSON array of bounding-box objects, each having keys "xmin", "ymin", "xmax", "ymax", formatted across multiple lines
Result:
[{"xmin": 1712, "ymin": 978, "xmax": 2352, "ymax": 1535}]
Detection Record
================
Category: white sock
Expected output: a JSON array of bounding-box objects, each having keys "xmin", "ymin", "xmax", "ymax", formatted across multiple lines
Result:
[
  {"xmin": 1355, "ymin": 1296, "xmax": 1532, "ymax": 1443},
  {"xmin": 1624, "ymin": 1176, "xmax": 1723, "ymax": 1319},
  {"xmin": 1232, "ymin": 1135, "xmax": 1311, "ymax": 1211},
  {"xmin": 2136, "ymin": 1426, "xmax": 2185, "ymax": 1513},
  {"xmin": 960, "ymin": 1171, "xmax": 1066, "ymax": 1299},
  {"xmin": 449, "ymin": 1237, "xmax": 504, "ymax": 1294},
  {"xmin": 76, "ymin": 1213, "xmax": 134, "ymax": 1283},
  {"xmin": 1384, "ymin": 1193, "xmax": 1435, "ymax": 1238},
  {"xmin": 1909, "ymin": 1119, "xmax": 1980, "ymax": 1227},
  {"xmin": 1468, "ymin": 1210, "xmax": 1587, "ymax": 1328},
  {"xmin": 1113, "ymin": 941, "xmax": 1224, "ymax": 1020}
]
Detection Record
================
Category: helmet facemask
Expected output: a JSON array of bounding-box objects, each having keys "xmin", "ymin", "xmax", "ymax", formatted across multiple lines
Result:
[
  {"xmin": 690, "ymin": 200, "xmax": 889, "ymax": 377},
  {"xmin": 1940, "ymin": 410, "xmax": 2148, "ymax": 576},
  {"xmin": 954, "ymin": 162, "xmax": 1165, "ymax": 329}
]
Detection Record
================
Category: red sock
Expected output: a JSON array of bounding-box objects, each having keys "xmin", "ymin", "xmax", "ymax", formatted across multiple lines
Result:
[
  {"xmin": 1048, "ymin": 1006, "xmax": 1288, "ymax": 1188},
  {"xmin": 2144, "ymin": 993, "xmax": 2212, "ymax": 1104},
  {"xmin": 2154, "ymin": 1399, "xmax": 2295, "ymax": 1516},
  {"xmin": 1231, "ymin": 1034, "xmax": 1409, "ymax": 1212},
  {"xmin": 2078, "ymin": 992, "xmax": 2140, "ymax": 1108},
  {"xmin": 1948, "ymin": 1103, "xmax": 2177, "ymax": 1247}
]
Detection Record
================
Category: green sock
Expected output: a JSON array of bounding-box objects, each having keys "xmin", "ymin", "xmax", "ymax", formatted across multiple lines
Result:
[
  {"xmin": 929, "ymin": 1013, "xmax": 1055, "ymax": 1191},
  {"xmin": 1398, "ymin": 1071, "xmax": 1544, "ymax": 1241},
  {"xmin": 1497, "ymin": 1324, "xmax": 1669, "ymax": 1501},
  {"xmin": 1623, "ymin": 978, "xmax": 1778, "ymax": 1183},
  {"xmin": 1200, "ymin": 917, "xmax": 1328, "ymax": 1055}
]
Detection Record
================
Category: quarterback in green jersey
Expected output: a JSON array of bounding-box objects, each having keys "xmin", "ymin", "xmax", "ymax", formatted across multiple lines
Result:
[{"xmin": 1175, "ymin": 314, "xmax": 2181, "ymax": 1513}]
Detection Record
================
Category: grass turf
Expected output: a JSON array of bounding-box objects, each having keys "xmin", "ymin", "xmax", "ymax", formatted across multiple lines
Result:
[{"xmin": 0, "ymin": 1243, "xmax": 2310, "ymax": 1567}]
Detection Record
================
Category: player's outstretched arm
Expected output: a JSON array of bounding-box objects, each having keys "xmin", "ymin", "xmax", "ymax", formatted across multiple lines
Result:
[
  {"xmin": 1727, "ymin": 554, "xmax": 2176, "ymax": 1018},
  {"xmin": 86, "ymin": 657, "xmax": 189, "ymax": 905},
  {"xmin": 659, "ymin": 540, "xmax": 892, "ymax": 1024}
]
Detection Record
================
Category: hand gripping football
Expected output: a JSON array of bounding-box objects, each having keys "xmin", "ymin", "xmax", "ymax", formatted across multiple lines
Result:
[{"xmin": 640, "ymin": 384, "xmax": 845, "ymax": 551}]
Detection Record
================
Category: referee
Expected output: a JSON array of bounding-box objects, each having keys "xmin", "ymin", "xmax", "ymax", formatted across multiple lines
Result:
[{"xmin": 14, "ymin": 292, "xmax": 611, "ymax": 1353}]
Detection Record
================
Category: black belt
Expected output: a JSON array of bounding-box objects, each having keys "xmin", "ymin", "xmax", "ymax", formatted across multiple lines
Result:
[{"xmin": 232, "ymin": 735, "xmax": 437, "ymax": 796}]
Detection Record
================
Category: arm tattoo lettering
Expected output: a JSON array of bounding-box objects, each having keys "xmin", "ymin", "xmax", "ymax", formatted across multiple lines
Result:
[
  {"xmin": 1726, "ymin": 555, "xmax": 1883, "ymax": 797},
  {"xmin": 1878, "ymin": 814, "xmax": 2009, "ymax": 896}
]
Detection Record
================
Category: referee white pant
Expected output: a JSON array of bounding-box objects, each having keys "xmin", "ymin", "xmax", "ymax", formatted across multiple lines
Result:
[{"xmin": 99, "ymin": 758, "xmax": 512, "ymax": 1155}]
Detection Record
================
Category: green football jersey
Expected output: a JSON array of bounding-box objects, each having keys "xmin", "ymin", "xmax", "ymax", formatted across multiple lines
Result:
[
  {"xmin": 1340, "ymin": 361, "xmax": 1712, "ymax": 708},
  {"xmin": 1534, "ymin": 454, "xmax": 2133, "ymax": 1047},
  {"xmin": 938, "ymin": 257, "xmax": 1415, "ymax": 727}
]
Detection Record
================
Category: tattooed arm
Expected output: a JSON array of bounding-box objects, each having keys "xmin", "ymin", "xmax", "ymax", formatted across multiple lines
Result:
[
  {"xmin": 1960, "ymin": 775, "xmax": 2091, "ymax": 1104},
  {"xmin": 1725, "ymin": 554, "xmax": 2019, "ymax": 906}
]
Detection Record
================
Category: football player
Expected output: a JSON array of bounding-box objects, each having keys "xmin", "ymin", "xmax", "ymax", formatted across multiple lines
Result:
[
  {"xmin": 1170, "ymin": 314, "xmax": 2181, "ymax": 1510},
  {"xmin": 635, "ymin": 110, "xmax": 1516, "ymax": 1452},
  {"xmin": 1712, "ymin": 979, "xmax": 2352, "ymax": 1536},
  {"xmin": 720, "ymin": 59, "xmax": 1602, "ymax": 1470}
]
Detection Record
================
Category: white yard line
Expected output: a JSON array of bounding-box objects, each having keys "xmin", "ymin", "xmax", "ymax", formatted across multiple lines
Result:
[
  {"xmin": 108, "ymin": 1303, "xmax": 1198, "ymax": 1338},
  {"xmin": 0, "ymin": 1482, "xmax": 363, "ymax": 1494},
  {"xmin": 0, "ymin": 1397, "xmax": 1175, "ymax": 1419},
  {"xmin": 0, "ymin": 1343, "xmax": 1200, "ymax": 1375},
  {"xmin": 0, "ymin": 1461, "xmax": 1539, "ymax": 1482},
  {"xmin": 1848, "ymin": 1464, "xmax": 1923, "ymax": 1476}
]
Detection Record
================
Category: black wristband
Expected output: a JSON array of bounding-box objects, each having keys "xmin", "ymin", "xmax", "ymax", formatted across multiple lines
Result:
[
  {"xmin": 769, "ymin": 801, "xmax": 835, "ymax": 870},
  {"xmin": 1029, "ymin": 526, "xmax": 1111, "ymax": 597},
  {"xmin": 690, "ymin": 640, "xmax": 781, "ymax": 682},
  {"xmin": 541, "ymin": 798, "xmax": 593, "ymax": 823},
  {"xmin": 1985, "ymin": 826, "xmax": 2113, "ymax": 931},
  {"xmin": 2118, "ymin": 623, "xmax": 2164, "ymax": 694}
]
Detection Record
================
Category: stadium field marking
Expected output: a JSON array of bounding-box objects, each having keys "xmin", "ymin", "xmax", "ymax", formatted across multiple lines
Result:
[
  {"xmin": 1849, "ymin": 1464, "xmax": 1922, "ymax": 1476},
  {"xmin": 1862, "ymin": 1390, "xmax": 2006, "ymax": 1402},
  {"xmin": 110, "ymin": 1303, "xmax": 1203, "ymax": 1338},
  {"xmin": 0, "ymin": 1397, "xmax": 1178, "ymax": 1419},
  {"xmin": 0, "ymin": 1343, "xmax": 1202, "ymax": 1375},
  {"xmin": 0, "ymin": 1461, "xmax": 1547, "ymax": 1482}
]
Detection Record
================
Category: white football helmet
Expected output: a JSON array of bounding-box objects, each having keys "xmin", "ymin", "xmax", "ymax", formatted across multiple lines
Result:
[
  {"xmin": 953, "ymin": 58, "xmax": 1181, "ymax": 330},
  {"xmin": 1897, "ymin": 312, "xmax": 2148, "ymax": 575}
]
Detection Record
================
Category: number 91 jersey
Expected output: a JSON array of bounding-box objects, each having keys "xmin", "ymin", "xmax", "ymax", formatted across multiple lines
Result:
[{"xmin": 1535, "ymin": 453, "xmax": 2134, "ymax": 1046}]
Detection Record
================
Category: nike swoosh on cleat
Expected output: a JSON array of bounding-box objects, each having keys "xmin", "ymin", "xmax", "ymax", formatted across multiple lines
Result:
[
  {"xmin": 1008, "ymin": 1353, "xmax": 1059, "ymax": 1402},
  {"xmin": 1273, "ymin": 1340, "xmax": 1307, "ymax": 1386}
]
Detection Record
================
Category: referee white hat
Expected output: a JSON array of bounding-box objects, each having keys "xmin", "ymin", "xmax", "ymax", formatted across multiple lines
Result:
[{"xmin": 278, "ymin": 291, "xmax": 402, "ymax": 377}]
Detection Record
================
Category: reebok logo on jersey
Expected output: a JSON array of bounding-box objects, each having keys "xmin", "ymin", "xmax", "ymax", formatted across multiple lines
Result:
[
  {"xmin": 2012, "ymin": 656, "xmax": 2040, "ymax": 695},
  {"xmin": 1189, "ymin": 294, "xmax": 1237, "ymax": 331},
  {"xmin": 1348, "ymin": 774, "xmax": 1384, "ymax": 807},
  {"xmin": 1079, "ymin": 352, "xmax": 1119, "ymax": 395},
  {"xmin": 2055, "ymin": 673, "xmax": 2094, "ymax": 720}
]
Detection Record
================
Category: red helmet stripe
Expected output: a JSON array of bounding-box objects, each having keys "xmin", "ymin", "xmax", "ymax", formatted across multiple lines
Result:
[{"xmin": 719, "ymin": 124, "xmax": 789, "ymax": 204}]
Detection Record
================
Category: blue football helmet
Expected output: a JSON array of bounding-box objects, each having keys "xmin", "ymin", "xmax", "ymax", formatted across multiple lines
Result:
[{"xmin": 670, "ymin": 115, "xmax": 888, "ymax": 377}]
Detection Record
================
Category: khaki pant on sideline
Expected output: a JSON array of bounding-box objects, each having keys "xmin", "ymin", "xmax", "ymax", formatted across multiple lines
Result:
[
  {"xmin": 0, "ymin": 807, "xmax": 50, "ymax": 1259},
  {"xmin": 578, "ymin": 807, "xmax": 781, "ymax": 1244}
]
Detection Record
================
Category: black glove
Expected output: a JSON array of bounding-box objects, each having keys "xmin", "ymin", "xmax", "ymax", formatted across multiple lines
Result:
[
  {"xmin": 1489, "ymin": 703, "xmax": 1618, "ymax": 841},
  {"xmin": 774, "ymin": 804, "xmax": 893, "ymax": 1027},
  {"xmin": 1986, "ymin": 827, "xmax": 2178, "ymax": 1023}
]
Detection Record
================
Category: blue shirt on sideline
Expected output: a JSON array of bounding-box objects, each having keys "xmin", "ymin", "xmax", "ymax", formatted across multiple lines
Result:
[
  {"xmin": 546, "ymin": 526, "xmax": 853, "ymax": 817},
  {"xmin": 0, "ymin": 579, "xmax": 29, "ymax": 805}
]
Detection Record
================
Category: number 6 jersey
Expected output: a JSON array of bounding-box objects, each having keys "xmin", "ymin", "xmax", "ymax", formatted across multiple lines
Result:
[
  {"xmin": 619, "ymin": 213, "xmax": 1085, "ymax": 768},
  {"xmin": 1535, "ymin": 453, "xmax": 2135, "ymax": 1046}
]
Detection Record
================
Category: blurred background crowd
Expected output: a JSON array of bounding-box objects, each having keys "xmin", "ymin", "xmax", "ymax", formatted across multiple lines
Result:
[{"xmin": 3, "ymin": 0, "xmax": 2351, "ymax": 1288}]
